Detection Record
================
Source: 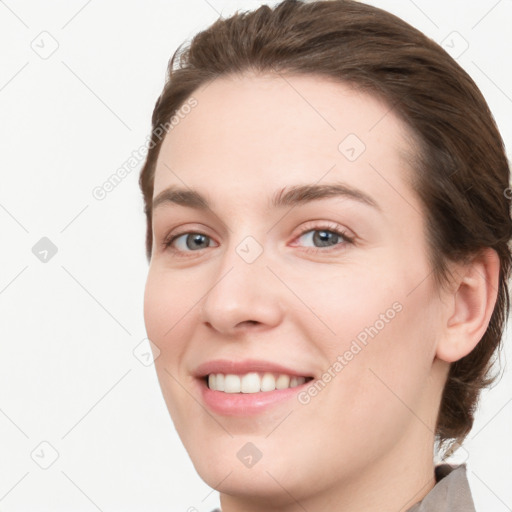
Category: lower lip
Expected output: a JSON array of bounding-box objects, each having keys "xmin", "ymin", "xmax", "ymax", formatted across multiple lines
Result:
[{"xmin": 197, "ymin": 378, "xmax": 310, "ymax": 416}]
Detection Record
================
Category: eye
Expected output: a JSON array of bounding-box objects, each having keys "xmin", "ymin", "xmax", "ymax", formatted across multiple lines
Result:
[
  {"xmin": 162, "ymin": 231, "xmax": 217, "ymax": 253},
  {"xmin": 161, "ymin": 221, "xmax": 354, "ymax": 256},
  {"xmin": 292, "ymin": 222, "xmax": 354, "ymax": 253}
]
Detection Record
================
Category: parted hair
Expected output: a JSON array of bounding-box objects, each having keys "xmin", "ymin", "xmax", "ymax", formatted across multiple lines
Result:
[{"xmin": 138, "ymin": 0, "xmax": 512, "ymax": 456}]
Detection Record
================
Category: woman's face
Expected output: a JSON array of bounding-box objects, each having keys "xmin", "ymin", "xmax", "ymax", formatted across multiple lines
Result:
[{"xmin": 143, "ymin": 73, "xmax": 449, "ymax": 504}]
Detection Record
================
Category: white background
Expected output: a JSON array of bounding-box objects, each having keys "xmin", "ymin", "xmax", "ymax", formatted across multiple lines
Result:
[{"xmin": 0, "ymin": 1, "xmax": 511, "ymax": 511}]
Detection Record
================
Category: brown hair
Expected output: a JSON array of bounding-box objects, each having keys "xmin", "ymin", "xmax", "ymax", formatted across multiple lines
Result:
[{"xmin": 138, "ymin": 0, "xmax": 512, "ymax": 455}]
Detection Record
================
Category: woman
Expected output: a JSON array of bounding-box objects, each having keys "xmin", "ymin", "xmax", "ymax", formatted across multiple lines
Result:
[{"xmin": 138, "ymin": 1, "xmax": 511, "ymax": 510}]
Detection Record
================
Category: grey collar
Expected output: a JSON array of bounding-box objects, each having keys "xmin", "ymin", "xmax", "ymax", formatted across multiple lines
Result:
[{"xmin": 407, "ymin": 463, "xmax": 476, "ymax": 512}]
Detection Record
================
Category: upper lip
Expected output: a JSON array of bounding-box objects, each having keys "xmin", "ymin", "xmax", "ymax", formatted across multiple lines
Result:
[{"xmin": 193, "ymin": 359, "xmax": 314, "ymax": 378}]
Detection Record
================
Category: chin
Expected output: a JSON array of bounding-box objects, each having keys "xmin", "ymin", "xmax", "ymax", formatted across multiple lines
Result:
[
  {"xmin": 195, "ymin": 456, "xmax": 307, "ymax": 506},
  {"xmin": 184, "ymin": 432, "xmax": 318, "ymax": 504}
]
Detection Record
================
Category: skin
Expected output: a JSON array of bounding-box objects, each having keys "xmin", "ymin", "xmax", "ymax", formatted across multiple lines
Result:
[{"xmin": 143, "ymin": 72, "xmax": 500, "ymax": 512}]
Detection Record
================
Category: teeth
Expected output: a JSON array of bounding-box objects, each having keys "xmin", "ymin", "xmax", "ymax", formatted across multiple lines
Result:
[
  {"xmin": 216, "ymin": 373, "xmax": 225, "ymax": 391},
  {"xmin": 207, "ymin": 372, "xmax": 307, "ymax": 393},
  {"xmin": 276, "ymin": 374, "xmax": 290, "ymax": 389},
  {"xmin": 261, "ymin": 373, "xmax": 276, "ymax": 392},
  {"xmin": 225, "ymin": 374, "xmax": 242, "ymax": 393},
  {"xmin": 241, "ymin": 372, "xmax": 260, "ymax": 393}
]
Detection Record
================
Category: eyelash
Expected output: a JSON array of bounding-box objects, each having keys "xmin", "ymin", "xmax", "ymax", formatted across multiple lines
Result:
[{"xmin": 161, "ymin": 221, "xmax": 355, "ymax": 256}]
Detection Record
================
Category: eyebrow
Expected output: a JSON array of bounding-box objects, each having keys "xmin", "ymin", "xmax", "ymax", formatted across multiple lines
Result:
[{"xmin": 152, "ymin": 182, "xmax": 381, "ymax": 213}]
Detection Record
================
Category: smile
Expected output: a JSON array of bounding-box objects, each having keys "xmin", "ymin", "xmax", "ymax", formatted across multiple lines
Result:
[
  {"xmin": 207, "ymin": 372, "xmax": 314, "ymax": 393},
  {"xmin": 193, "ymin": 359, "xmax": 316, "ymax": 415}
]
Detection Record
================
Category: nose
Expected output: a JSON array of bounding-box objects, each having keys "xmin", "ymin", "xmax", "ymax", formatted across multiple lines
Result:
[{"xmin": 199, "ymin": 237, "xmax": 285, "ymax": 336}]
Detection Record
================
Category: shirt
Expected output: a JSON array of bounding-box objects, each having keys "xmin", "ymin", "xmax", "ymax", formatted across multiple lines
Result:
[
  {"xmin": 407, "ymin": 463, "xmax": 476, "ymax": 512},
  {"xmin": 210, "ymin": 463, "xmax": 475, "ymax": 512}
]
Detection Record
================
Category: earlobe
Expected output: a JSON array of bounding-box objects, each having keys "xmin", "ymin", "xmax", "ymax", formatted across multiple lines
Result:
[{"xmin": 435, "ymin": 248, "xmax": 501, "ymax": 363}]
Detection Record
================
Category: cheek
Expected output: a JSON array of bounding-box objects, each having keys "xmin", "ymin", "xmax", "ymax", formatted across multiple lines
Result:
[
  {"xmin": 301, "ymin": 262, "xmax": 436, "ymax": 414},
  {"xmin": 289, "ymin": 263, "xmax": 400, "ymax": 348},
  {"xmin": 143, "ymin": 268, "xmax": 194, "ymax": 362},
  {"xmin": 143, "ymin": 273, "xmax": 169, "ymax": 343},
  {"xmin": 143, "ymin": 269, "xmax": 200, "ymax": 426}
]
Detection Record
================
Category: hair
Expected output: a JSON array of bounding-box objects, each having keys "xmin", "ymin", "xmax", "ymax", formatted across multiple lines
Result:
[{"xmin": 138, "ymin": 0, "xmax": 512, "ymax": 456}]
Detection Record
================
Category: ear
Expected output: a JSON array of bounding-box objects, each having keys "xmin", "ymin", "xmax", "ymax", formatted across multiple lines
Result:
[{"xmin": 435, "ymin": 248, "xmax": 501, "ymax": 363}]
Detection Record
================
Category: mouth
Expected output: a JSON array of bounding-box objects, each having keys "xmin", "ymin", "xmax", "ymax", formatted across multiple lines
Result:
[
  {"xmin": 193, "ymin": 359, "xmax": 316, "ymax": 415},
  {"xmin": 204, "ymin": 372, "xmax": 315, "ymax": 393}
]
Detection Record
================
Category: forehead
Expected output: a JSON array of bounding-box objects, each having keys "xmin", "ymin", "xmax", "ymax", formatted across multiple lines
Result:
[{"xmin": 153, "ymin": 72, "xmax": 419, "ymax": 215}]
